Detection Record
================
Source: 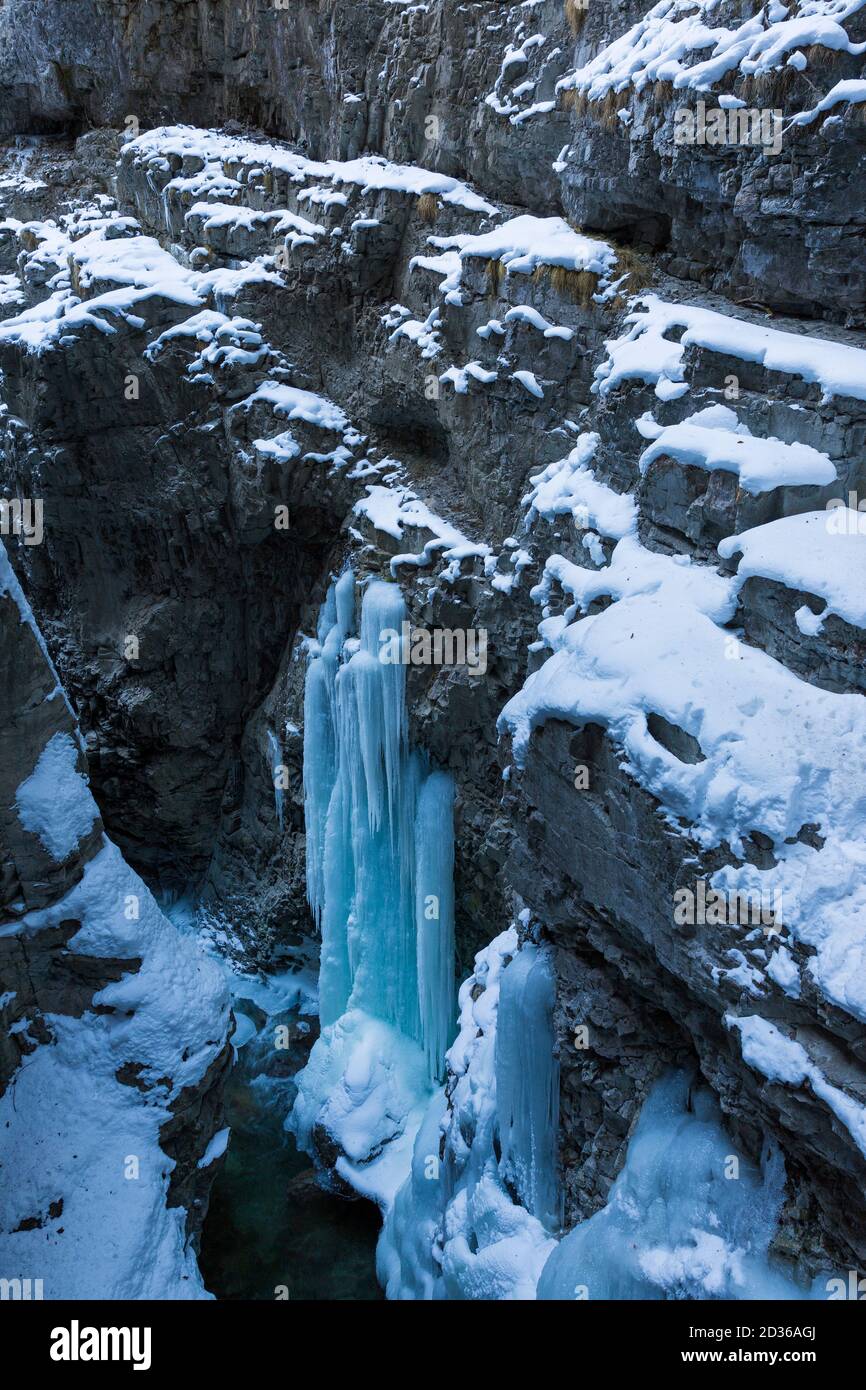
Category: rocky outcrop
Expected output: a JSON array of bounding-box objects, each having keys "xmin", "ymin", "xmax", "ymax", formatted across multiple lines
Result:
[{"xmin": 557, "ymin": 0, "xmax": 866, "ymax": 323}]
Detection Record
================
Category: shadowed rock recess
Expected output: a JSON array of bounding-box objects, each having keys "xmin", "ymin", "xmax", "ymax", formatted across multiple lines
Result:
[{"xmin": 1, "ymin": 0, "xmax": 865, "ymax": 1302}]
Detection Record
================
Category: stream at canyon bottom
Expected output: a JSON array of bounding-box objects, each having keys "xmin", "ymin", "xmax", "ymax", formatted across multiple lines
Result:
[{"xmin": 197, "ymin": 999, "xmax": 383, "ymax": 1301}]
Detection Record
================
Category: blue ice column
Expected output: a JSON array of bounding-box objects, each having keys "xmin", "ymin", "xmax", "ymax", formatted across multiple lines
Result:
[
  {"xmin": 303, "ymin": 568, "xmax": 355, "ymax": 924},
  {"xmin": 304, "ymin": 574, "xmax": 456, "ymax": 1049},
  {"xmin": 415, "ymin": 770, "xmax": 456, "ymax": 1085},
  {"xmin": 495, "ymin": 944, "xmax": 560, "ymax": 1231}
]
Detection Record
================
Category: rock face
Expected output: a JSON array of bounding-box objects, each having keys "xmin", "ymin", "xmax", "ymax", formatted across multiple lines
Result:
[
  {"xmin": 2, "ymin": 0, "xmax": 866, "ymax": 1296},
  {"xmin": 0, "ymin": 547, "xmax": 231, "ymax": 1295},
  {"xmin": 0, "ymin": 0, "xmax": 573, "ymax": 208},
  {"xmin": 558, "ymin": 0, "xmax": 866, "ymax": 323}
]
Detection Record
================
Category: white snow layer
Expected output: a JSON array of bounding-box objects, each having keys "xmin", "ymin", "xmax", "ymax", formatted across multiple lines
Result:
[
  {"xmin": 123, "ymin": 125, "xmax": 498, "ymax": 216},
  {"xmin": 523, "ymin": 432, "xmax": 638, "ymax": 537},
  {"xmin": 14, "ymin": 732, "xmax": 97, "ymax": 861},
  {"xmin": 353, "ymin": 482, "xmax": 490, "ymax": 578},
  {"xmin": 0, "ymin": 216, "xmax": 278, "ymax": 356},
  {"xmin": 727, "ymin": 1017, "xmax": 866, "ymax": 1160},
  {"xmin": 638, "ymin": 405, "xmax": 836, "ymax": 495},
  {"xmin": 596, "ymin": 294, "xmax": 866, "ymax": 403},
  {"xmin": 557, "ymin": 0, "xmax": 866, "ymax": 105},
  {"xmin": 719, "ymin": 510, "xmax": 866, "ymax": 629},
  {"xmin": 0, "ymin": 841, "xmax": 230, "ymax": 1298},
  {"xmin": 792, "ymin": 76, "xmax": 866, "ymax": 124},
  {"xmin": 432, "ymin": 214, "xmax": 616, "ymax": 280}
]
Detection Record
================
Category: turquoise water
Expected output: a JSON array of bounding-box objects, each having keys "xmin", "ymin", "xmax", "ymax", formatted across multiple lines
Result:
[{"xmin": 198, "ymin": 1008, "xmax": 384, "ymax": 1302}]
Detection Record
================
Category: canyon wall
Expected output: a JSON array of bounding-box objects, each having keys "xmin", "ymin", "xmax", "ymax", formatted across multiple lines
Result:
[{"xmin": 2, "ymin": 0, "xmax": 866, "ymax": 1291}]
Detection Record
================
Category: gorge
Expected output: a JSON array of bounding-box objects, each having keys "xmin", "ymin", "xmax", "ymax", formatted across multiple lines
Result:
[{"xmin": 1, "ymin": 0, "xmax": 865, "ymax": 1307}]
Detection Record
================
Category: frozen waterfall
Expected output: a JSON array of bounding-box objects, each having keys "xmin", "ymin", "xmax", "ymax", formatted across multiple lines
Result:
[
  {"xmin": 415, "ymin": 771, "xmax": 456, "ymax": 1086},
  {"xmin": 300, "ymin": 571, "xmax": 456, "ymax": 1081},
  {"xmin": 496, "ymin": 942, "xmax": 560, "ymax": 1232},
  {"xmin": 379, "ymin": 929, "xmax": 561, "ymax": 1300}
]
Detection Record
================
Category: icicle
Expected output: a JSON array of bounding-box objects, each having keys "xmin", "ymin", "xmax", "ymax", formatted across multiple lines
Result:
[
  {"xmin": 415, "ymin": 771, "xmax": 456, "ymax": 1085},
  {"xmin": 379, "ymin": 927, "xmax": 558, "ymax": 1300},
  {"xmin": 267, "ymin": 729, "xmax": 285, "ymax": 831},
  {"xmin": 359, "ymin": 579, "xmax": 407, "ymax": 834},
  {"xmin": 304, "ymin": 569, "xmax": 355, "ymax": 924},
  {"xmin": 495, "ymin": 944, "xmax": 560, "ymax": 1232},
  {"xmin": 316, "ymin": 580, "xmax": 337, "ymax": 645},
  {"xmin": 317, "ymin": 652, "xmax": 362, "ymax": 1027},
  {"xmin": 304, "ymin": 649, "xmax": 337, "ymax": 925},
  {"xmin": 352, "ymin": 649, "xmax": 388, "ymax": 834},
  {"xmin": 334, "ymin": 566, "xmax": 355, "ymax": 639},
  {"xmin": 302, "ymin": 573, "xmax": 453, "ymax": 1059}
]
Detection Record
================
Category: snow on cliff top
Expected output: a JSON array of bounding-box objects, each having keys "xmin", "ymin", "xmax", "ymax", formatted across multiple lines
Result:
[
  {"xmin": 122, "ymin": 125, "xmax": 499, "ymax": 217},
  {"xmin": 431, "ymin": 214, "xmax": 618, "ymax": 280},
  {"xmin": 557, "ymin": 0, "xmax": 866, "ymax": 101},
  {"xmin": 242, "ymin": 380, "xmax": 349, "ymax": 433},
  {"xmin": 0, "ymin": 216, "xmax": 278, "ymax": 354},
  {"xmin": 727, "ymin": 1016, "xmax": 866, "ymax": 1160},
  {"xmin": 354, "ymin": 481, "xmax": 490, "ymax": 580},
  {"xmin": 720, "ymin": 510, "xmax": 866, "ymax": 629},
  {"xmin": 638, "ymin": 404, "xmax": 837, "ymax": 494},
  {"xmin": 596, "ymin": 294, "xmax": 866, "ymax": 403},
  {"xmin": 523, "ymin": 432, "xmax": 638, "ymax": 537}
]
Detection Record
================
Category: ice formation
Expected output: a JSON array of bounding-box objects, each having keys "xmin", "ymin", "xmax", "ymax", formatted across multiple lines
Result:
[
  {"xmin": 379, "ymin": 930, "xmax": 559, "ymax": 1300},
  {"xmin": 537, "ymin": 1071, "xmax": 806, "ymax": 1301},
  {"xmin": 415, "ymin": 772, "xmax": 456, "ymax": 1087},
  {"xmin": 296, "ymin": 581, "xmax": 563, "ymax": 1292},
  {"xmin": 495, "ymin": 944, "xmax": 560, "ymax": 1231},
  {"xmin": 291, "ymin": 571, "xmax": 457, "ymax": 1183}
]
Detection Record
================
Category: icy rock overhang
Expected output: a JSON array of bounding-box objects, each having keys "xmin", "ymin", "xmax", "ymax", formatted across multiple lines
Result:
[{"xmin": 537, "ymin": 1070, "xmax": 805, "ymax": 1301}]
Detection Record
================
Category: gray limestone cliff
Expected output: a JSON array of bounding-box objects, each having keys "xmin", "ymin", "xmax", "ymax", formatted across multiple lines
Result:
[{"xmin": 1, "ymin": 0, "xmax": 865, "ymax": 1295}]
